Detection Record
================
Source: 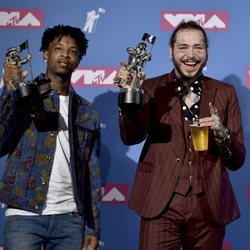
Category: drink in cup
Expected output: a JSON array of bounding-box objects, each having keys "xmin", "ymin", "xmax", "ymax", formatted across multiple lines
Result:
[{"xmin": 189, "ymin": 123, "xmax": 209, "ymax": 151}]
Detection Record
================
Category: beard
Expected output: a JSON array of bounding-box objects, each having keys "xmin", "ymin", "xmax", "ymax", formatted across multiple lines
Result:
[
  {"xmin": 56, "ymin": 71, "xmax": 72, "ymax": 80},
  {"xmin": 54, "ymin": 66, "xmax": 75, "ymax": 81},
  {"xmin": 172, "ymin": 57, "xmax": 207, "ymax": 82}
]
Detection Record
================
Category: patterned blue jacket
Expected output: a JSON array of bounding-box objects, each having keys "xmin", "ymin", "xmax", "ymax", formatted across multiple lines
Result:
[{"xmin": 0, "ymin": 74, "xmax": 101, "ymax": 238}]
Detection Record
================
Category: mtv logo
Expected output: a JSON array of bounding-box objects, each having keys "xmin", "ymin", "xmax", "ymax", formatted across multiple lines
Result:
[
  {"xmin": 71, "ymin": 67, "xmax": 119, "ymax": 87},
  {"xmin": 0, "ymin": 9, "xmax": 44, "ymax": 29},
  {"xmin": 161, "ymin": 11, "xmax": 229, "ymax": 31},
  {"xmin": 102, "ymin": 184, "xmax": 129, "ymax": 204}
]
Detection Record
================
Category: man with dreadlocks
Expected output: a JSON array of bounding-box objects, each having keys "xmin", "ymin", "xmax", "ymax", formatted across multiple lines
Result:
[{"xmin": 0, "ymin": 25, "xmax": 101, "ymax": 250}]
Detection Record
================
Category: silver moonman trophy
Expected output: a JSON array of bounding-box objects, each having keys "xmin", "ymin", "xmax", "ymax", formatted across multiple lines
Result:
[
  {"xmin": 5, "ymin": 40, "xmax": 40, "ymax": 105},
  {"xmin": 118, "ymin": 33, "xmax": 156, "ymax": 105}
]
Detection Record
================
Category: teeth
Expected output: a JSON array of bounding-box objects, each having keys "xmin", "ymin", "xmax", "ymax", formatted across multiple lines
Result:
[
  {"xmin": 59, "ymin": 61, "xmax": 68, "ymax": 65},
  {"xmin": 185, "ymin": 62, "xmax": 196, "ymax": 66}
]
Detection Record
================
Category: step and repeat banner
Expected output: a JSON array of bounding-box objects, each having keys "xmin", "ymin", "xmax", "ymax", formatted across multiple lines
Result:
[{"xmin": 0, "ymin": 0, "xmax": 250, "ymax": 249}]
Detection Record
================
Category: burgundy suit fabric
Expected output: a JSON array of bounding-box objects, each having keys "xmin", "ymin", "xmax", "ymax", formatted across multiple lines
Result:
[
  {"xmin": 119, "ymin": 71, "xmax": 245, "ymax": 227},
  {"xmin": 139, "ymin": 192, "xmax": 225, "ymax": 250}
]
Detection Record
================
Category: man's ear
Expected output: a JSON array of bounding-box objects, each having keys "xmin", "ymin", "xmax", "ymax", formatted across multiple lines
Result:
[
  {"xmin": 43, "ymin": 51, "xmax": 48, "ymax": 62},
  {"xmin": 169, "ymin": 46, "xmax": 173, "ymax": 59}
]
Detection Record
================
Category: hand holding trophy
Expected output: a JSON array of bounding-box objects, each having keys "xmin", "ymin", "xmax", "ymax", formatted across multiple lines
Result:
[
  {"xmin": 5, "ymin": 40, "xmax": 40, "ymax": 105},
  {"xmin": 115, "ymin": 33, "xmax": 156, "ymax": 105}
]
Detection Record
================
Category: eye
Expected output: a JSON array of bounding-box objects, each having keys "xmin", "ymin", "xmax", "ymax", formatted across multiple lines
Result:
[
  {"xmin": 176, "ymin": 46, "xmax": 188, "ymax": 53},
  {"xmin": 193, "ymin": 46, "xmax": 205, "ymax": 54},
  {"xmin": 55, "ymin": 46, "xmax": 62, "ymax": 52},
  {"xmin": 69, "ymin": 50, "xmax": 78, "ymax": 56}
]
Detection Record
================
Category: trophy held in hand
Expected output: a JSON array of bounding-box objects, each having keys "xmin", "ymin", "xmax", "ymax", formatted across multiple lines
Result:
[
  {"xmin": 117, "ymin": 33, "xmax": 156, "ymax": 105},
  {"xmin": 5, "ymin": 40, "xmax": 40, "ymax": 105}
]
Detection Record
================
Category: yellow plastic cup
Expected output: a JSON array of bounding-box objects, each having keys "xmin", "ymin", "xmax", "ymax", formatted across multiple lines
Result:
[{"xmin": 189, "ymin": 124, "xmax": 209, "ymax": 151}]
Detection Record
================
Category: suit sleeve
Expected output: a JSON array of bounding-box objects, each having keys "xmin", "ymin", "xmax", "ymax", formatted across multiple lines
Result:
[
  {"xmin": 220, "ymin": 86, "xmax": 246, "ymax": 170},
  {"xmin": 118, "ymin": 90, "xmax": 153, "ymax": 145}
]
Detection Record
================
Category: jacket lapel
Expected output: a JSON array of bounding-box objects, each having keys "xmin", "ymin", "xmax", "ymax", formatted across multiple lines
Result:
[
  {"xmin": 199, "ymin": 78, "xmax": 217, "ymax": 119},
  {"xmin": 158, "ymin": 75, "xmax": 186, "ymax": 156}
]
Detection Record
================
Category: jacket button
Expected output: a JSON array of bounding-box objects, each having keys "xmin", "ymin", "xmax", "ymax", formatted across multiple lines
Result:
[
  {"xmin": 175, "ymin": 157, "xmax": 181, "ymax": 163},
  {"xmin": 188, "ymin": 161, "xmax": 193, "ymax": 166}
]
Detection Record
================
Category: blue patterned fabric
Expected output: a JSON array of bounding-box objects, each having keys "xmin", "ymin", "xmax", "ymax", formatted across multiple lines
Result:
[{"xmin": 0, "ymin": 74, "xmax": 101, "ymax": 237}]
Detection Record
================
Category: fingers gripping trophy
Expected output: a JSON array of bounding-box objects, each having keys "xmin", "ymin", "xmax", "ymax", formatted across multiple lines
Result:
[
  {"xmin": 117, "ymin": 33, "xmax": 156, "ymax": 105},
  {"xmin": 5, "ymin": 40, "xmax": 40, "ymax": 105}
]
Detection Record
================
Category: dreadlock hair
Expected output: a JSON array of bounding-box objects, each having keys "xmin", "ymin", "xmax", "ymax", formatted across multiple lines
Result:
[
  {"xmin": 40, "ymin": 24, "xmax": 88, "ymax": 60},
  {"xmin": 169, "ymin": 21, "xmax": 209, "ymax": 49}
]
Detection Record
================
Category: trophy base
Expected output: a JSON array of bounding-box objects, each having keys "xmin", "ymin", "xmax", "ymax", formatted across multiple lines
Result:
[
  {"xmin": 13, "ymin": 83, "xmax": 41, "ymax": 105},
  {"xmin": 118, "ymin": 88, "xmax": 144, "ymax": 105}
]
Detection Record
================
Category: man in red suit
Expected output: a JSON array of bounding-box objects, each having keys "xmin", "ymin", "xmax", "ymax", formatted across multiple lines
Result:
[{"xmin": 115, "ymin": 21, "xmax": 246, "ymax": 249}]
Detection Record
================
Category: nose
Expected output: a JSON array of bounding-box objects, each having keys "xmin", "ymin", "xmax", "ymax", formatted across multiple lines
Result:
[
  {"xmin": 61, "ymin": 49, "xmax": 70, "ymax": 58},
  {"xmin": 186, "ymin": 48, "xmax": 195, "ymax": 57}
]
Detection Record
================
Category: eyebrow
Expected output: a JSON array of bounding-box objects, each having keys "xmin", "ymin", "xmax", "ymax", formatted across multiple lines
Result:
[
  {"xmin": 53, "ymin": 42, "xmax": 78, "ymax": 49},
  {"xmin": 175, "ymin": 42, "xmax": 205, "ymax": 47}
]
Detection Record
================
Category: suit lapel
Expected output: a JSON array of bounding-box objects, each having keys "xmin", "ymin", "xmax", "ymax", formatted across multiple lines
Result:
[
  {"xmin": 199, "ymin": 78, "xmax": 217, "ymax": 119},
  {"xmin": 158, "ymin": 76, "xmax": 182, "ymax": 128},
  {"xmin": 158, "ymin": 77, "xmax": 186, "ymax": 156}
]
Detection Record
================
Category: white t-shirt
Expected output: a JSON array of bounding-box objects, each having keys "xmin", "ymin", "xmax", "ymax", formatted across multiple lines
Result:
[{"xmin": 6, "ymin": 95, "xmax": 77, "ymax": 216}]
